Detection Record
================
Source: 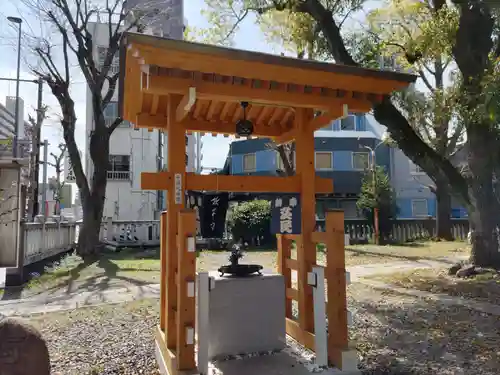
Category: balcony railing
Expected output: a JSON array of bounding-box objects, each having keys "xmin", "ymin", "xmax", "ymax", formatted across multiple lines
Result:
[{"xmin": 107, "ymin": 170, "xmax": 131, "ymax": 180}]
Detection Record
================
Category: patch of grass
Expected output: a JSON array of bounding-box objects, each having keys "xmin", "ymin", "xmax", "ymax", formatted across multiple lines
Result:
[
  {"xmin": 367, "ymin": 267, "xmax": 500, "ymax": 305},
  {"xmin": 345, "ymin": 240, "xmax": 469, "ymax": 264},
  {"xmin": 22, "ymin": 240, "xmax": 468, "ymax": 297}
]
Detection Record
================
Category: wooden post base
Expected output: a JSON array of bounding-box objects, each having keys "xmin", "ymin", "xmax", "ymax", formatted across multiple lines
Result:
[{"xmin": 155, "ymin": 326, "xmax": 199, "ymax": 375}]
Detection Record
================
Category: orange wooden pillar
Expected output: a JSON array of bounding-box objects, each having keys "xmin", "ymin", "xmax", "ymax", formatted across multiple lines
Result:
[
  {"xmin": 165, "ymin": 94, "xmax": 185, "ymax": 349},
  {"xmin": 324, "ymin": 210, "xmax": 350, "ymax": 369},
  {"xmin": 160, "ymin": 211, "xmax": 168, "ymax": 330},
  {"xmin": 277, "ymin": 234, "xmax": 293, "ymax": 319},
  {"xmin": 176, "ymin": 210, "xmax": 197, "ymax": 370},
  {"xmin": 294, "ymin": 107, "xmax": 316, "ymax": 333}
]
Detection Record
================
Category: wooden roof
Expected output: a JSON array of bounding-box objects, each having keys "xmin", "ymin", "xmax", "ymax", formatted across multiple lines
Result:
[{"xmin": 119, "ymin": 32, "xmax": 416, "ymax": 138}]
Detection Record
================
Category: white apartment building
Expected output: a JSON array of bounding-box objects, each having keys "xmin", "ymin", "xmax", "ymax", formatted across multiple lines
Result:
[
  {"xmin": 85, "ymin": 0, "xmax": 201, "ymax": 221},
  {"xmin": 0, "ymin": 96, "xmax": 25, "ymax": 140}
]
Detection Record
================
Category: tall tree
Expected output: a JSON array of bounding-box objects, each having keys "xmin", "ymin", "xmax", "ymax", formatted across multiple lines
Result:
[
  {"xmin": 200, "ymin": 0, "xmax": 500, "ymax": 267},
  {"xmin": 46, "ymin": 143, "xmax": 67, "ymax": 214},
  {"xmin": 357, "ymin": 166, "xmax": 398, "ymax": 244},
  {"xmin": 363, "ymin": 0, "xmax": 463, "ymax": 240},
  {"xmin": 21, "ymin": 0, "xmax": 170, "ymax": 257}
]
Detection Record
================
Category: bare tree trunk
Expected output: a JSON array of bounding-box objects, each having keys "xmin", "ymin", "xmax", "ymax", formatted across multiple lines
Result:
[
  {"xmin": 78, "ymin": 189, "xmax": 106, "ymax": 255},
  {"xmin": 435, "ymin": 181, "xmax": 453, "ymax": 240},
  {"xmin": 468, "ymin": 128, "xmax": 500, "ymax": 268},
  {"xmin": 77, "ymin": 125, "xmax": 110, "ymax": 256}
]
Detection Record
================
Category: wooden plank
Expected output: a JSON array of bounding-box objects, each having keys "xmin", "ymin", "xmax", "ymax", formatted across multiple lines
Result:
[
  {"xmin": 285, "ymin": 258, "xmax": 298, "ymax": 270},
  {"xmin": 286, "ymin": 318, "xmax": 315, "ymax": 352},
  {"xmin": 151, "ymin": 95, "xmax": 160, "ymax": 115},
  {"xmin": 277, "ymin": 235, "xmax": 293, "ymax": 318},
  {"xmin": 145, "ymin": 75, "xmax": 373, "ymax": 113},
  {"xmin": 311, "ymin": 232, "xmax": 328, "ymax": 244},
  {"xmin": 324, "ymin": 210, "xmax": 349, "ymax": 369},
  {"xmin": 155, "ymin": 326, "xmax": 178, "ymax": 375},
  {"xmin": 165, "ymin": 94, "xmax": 185, "ymax": 349},
  {"xmin": 274, "ymin": 128, "xmax": 296, "ymax": 145},
  {"xmin": 185, "ymin": 174, "xmax": 333, "ymax": 194},
  {"xmin": 137, "ymin": 113, "xmax": 168, "ymax": 128},
  {"xmin": 286, "ymin": 288, "xmax": 299, "ymax": 301},
  {"xmin": 136, "ymin": 113, "xmax": 283, "ymax": 137},
  {"xmin": 176, "ymin": 93, "xmax": 194, "ymax": 122},
  {"xmin": 295, "ymin": 108, "xmax": 316, "ymax": 334},
  {"xmin": 219, "ymin": 102, "xmax": 233, "ymax": 122},
  {"xmin": 133, "ymin": 41, "xmax": 412, "ymax": 95},
  {"xmin": 160, "ymin": 211, "xmax": 167, "ymax": 331},
  {"xmin": 307, "ymin": 108, "xmax": 344, "ymax": 133},
  {"xmin": 141, "ymin": 171, "xmax": 173, "ymax": 190},
  {"xmin": 176, "ymin": 210, "xmax": 197, "ymax": 370},
  {"xmin": 141, "ymin": 171, "xmax": 333, "ymax": 193},
  {"xmin": 155, "ymin": 326, "xmax": 199, "ymax": 375}
]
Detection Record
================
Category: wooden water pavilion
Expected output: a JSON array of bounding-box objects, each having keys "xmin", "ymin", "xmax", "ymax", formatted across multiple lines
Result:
[{"xmin": 118, "ymin": 32, "xmax": 416, "ymax": 375}]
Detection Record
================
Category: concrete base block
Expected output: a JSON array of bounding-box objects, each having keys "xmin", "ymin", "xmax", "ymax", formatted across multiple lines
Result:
[
  {"xmin": 208, "ymin": 272, "xmax": 285, "ymax": 359},
  {"xmin": 155, "ymin": 340, "xmax": 169, "ymax": 375}
]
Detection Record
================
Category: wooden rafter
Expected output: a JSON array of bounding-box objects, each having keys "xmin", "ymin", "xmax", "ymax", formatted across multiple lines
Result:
[{"xmin": 145, "ymin": 75, "xmax": 373, "ymax": 114}]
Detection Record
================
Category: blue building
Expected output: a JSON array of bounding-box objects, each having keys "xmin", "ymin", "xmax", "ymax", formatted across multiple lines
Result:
[{"xmin": 226, "ymin": 112, "xmax": 468, "ymax": 220}]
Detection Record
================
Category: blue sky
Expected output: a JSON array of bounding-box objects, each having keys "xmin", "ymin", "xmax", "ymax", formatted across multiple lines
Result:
[
  {"xmin": 0, "ymin": 0, "xmax": 281, "ymax": 177},
  {"xmin": 0, "ymin": 0, "xmax": 387, "ymax": 177}
]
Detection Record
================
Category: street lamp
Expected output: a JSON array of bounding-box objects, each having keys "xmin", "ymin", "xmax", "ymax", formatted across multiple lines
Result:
[
  {"xmin": 8, "ymin": 16, "xmax": 23, "ymax": 158},
  {"xmin": 359, "ymin": 131, "xmax": 390, "ymax": 245}
]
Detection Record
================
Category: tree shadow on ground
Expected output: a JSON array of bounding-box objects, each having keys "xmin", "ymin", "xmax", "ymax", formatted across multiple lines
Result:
[
  {"xmin": 348, "ymin": 289, "xmax": 500, "ymax": 375},
  {"xmin": 378, "ymin": 270, "xmax": 500, "ymax": 305},
  {"xmin": 343, "ymin": 247, "xmax": 463, "ymax": 265},
  {"xmin": 1, "ymin": 247, "xmax": 162, "ymax": 301},
  {"xmin": 1, "ymin": 250, "xmax": 97, "ymax": 301}
]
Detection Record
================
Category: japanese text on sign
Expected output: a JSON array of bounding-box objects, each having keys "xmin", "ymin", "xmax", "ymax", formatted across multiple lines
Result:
[
  {"xmin": 174, "ymin": 173, "xmax": 182, "ymax": 204},
  {"xmin": 271, "ymin": 195, "xmax": 301, "ymax": 235},
  {"xmin": 210, "ymin": 196, "xmax": 220, "ymax": 231}
]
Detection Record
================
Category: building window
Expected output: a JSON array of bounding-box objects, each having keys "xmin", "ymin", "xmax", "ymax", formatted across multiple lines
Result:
[
  {"xmin": 315, "ymin": 151, "xmax": 333, "ymax": 170},
  {"xmin": 276, "ymin": 151, "xmax": 284, "ymax": 171},
  {"xmin": 97, "ymin": 46, "xmax": 119, "ymax": 75},
  {"xmin": 411, "ymin": 199, "xmax": 428, "ymax": 217},
  {"xmin": 185, "ymin": 135, "xmax": 189, "ymax": 146},
  {"xmin": 243, "ymin": 153, "xmax": 256, "ymax": 172},
  {"xmin": 409, "ymin": 160, "xmax": 425, "ymax": 174},
  {"xmin": 352, "ymin": 152, "xmax": 369, "ymax": 170},
  {"xmin": 340, "ymin": 115, "xmax": 356, "ymax": 130},
  {"xmin": 185, "ymin": 153, "xmax": 188, "ymax": 166},
  {"xmin": 108, "ymin": 155, "xmax": 130, "ymax": 180}
]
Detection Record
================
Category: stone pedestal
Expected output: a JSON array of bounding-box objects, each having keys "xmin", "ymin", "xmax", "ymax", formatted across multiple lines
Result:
[{"xmin": 208, "ymin": 272, "xmax": 285, "ymax": 359}]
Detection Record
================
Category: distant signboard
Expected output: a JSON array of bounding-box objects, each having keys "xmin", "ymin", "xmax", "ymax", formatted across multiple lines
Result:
[
  {"xmin": 200, "ymin": 193, "xmax": 229, "ymax": 238},
  {"xmin": 271, "ymin": 195, "xmax": 301, "ymax": 234},
  {"xmin": 64, "ymin": 150, "xmax": 82, "ymax": 183}
]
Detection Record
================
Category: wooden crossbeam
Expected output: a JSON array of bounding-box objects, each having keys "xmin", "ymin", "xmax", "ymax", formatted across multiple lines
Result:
[
  {"xmin": 145, "ymin": 75, "xmax": 373, "ymax": 113},
  {"xmin": 141, "ymin": 172, "xmax": 334, "ymax": 194},
  {"xmin": 286, "ymin": 318, "xmax": 315, "ymax": 352},
  {"xmin": 135, "ymin": 113, "xmax": 283, "ymax": 137},
  {"xmin": 176, "ymin": 89, "xmax": 196, "ymax": 122},
  {"xmin": 273, "ymin": 106, "xmax": 346, "ymax": 145}
]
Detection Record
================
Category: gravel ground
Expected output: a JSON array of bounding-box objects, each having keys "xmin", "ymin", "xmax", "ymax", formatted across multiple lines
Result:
[{"xmin": 15, "ymin": 283, "xmax": 500, "ymax": 375}]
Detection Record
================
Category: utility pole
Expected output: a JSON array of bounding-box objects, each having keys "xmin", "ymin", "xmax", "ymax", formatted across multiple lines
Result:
[
  {"xmin": 41, "ymin": 139, "xmax": 48, "ymax": 218},
  {"xmin": 32, "ymin": 79, "xmax": 43, "ymax": 219}
]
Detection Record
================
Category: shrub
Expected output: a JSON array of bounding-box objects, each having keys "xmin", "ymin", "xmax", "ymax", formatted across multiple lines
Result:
[{"xmin": 228, "ymin": 200, "xmax": 273, "ymax": 245}]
